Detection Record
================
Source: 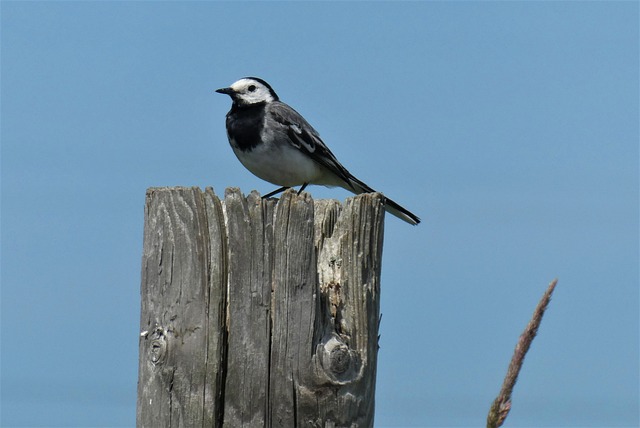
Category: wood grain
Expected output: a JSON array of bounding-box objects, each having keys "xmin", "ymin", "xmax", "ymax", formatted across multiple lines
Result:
[{"xmin": 138, "ymin": 187, "xmax": 385, "ymax": 427}]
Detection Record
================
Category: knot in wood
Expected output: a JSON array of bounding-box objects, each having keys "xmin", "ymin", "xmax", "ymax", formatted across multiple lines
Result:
[
  {"xmin": 148, "ymin": 326, "xmax": 168, "ymax": 365},
  {"xmin": 329, "ymin": 345, "xmax": 350, "ymax": 374},
  {"xmin": 318, "ymin": 334, "xmax": 360, "ymax": 384}
]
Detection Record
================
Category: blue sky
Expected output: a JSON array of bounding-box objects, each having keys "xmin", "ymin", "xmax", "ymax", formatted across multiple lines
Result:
[{"xmin": 1, "ymin": 2, "xmax": 638, "ymax": 427}]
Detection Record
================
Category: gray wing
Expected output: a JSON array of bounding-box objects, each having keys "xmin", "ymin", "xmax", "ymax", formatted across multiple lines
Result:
[
  {"xmin": 267, "ymin": 102, "xmax": 421, "ymax": 225},
  {"xmin": 267, "ymin": 101, "xmax": 359, "ymax": 190}
]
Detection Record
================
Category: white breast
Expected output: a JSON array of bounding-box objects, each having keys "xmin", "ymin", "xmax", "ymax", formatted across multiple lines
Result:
[{"xmin": 231, "ymin": 137, "xmax": 328, "ymax": 187}]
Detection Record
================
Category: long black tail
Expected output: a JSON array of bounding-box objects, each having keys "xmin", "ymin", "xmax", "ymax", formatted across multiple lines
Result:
[{"xmin": 344, "ymin": 176, "xmax": 421, "ymax": 226}]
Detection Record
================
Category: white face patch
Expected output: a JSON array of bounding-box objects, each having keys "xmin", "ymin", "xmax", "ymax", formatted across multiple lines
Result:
[{"xmin": 230, "ymin": 78, "xmax": 275, "ymax": 105}]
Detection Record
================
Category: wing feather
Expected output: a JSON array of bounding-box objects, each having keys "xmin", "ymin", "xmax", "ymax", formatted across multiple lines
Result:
[
  {"xmin": 267, "ymin": 101, "xmax": 420, "ymax": 225},
  {"xmin": 269, "ymin": 102, "xmax": 356, "ymax": 189}
]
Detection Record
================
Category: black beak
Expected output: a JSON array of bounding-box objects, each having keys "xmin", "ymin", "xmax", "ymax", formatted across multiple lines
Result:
[{"xmin": 215, "ymin": 87, "xmax": 234, "ymax": 95}]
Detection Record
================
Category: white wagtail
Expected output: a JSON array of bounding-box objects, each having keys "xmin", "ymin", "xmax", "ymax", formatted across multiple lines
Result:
[{"xmin": 216, "ymin": 77, "xmax": 421, "ymax": 225}]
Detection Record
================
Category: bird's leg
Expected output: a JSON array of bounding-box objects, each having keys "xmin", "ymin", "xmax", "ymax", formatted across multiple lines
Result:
[
  {"xmin": 297, "ymin": 183, "xmax": 309, "ymax": 195},
  {"xmin": 262, "ymin": 186, "xmax": 290, "ymax": 199}
]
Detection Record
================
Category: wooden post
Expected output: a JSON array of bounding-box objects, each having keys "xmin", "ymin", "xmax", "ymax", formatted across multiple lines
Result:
[{"xmin": 137, "ymin": 187, "xmax": 385, "ymax": 427}]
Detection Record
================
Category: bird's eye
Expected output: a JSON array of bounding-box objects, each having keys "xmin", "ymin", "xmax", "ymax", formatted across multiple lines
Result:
[{"xmin": 248, "ymin": 85, "xmax": 256, "ymax": 92}]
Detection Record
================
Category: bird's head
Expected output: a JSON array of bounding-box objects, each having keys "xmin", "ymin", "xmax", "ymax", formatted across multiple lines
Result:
[{"xmin": 216, "ymin": 77, "xmax": 279, "ymax": 106}]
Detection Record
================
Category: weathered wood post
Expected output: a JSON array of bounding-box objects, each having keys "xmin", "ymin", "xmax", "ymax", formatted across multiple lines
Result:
[{"xmin": 137, "ymin": 186, "xmax": 385, "ymax": 427}]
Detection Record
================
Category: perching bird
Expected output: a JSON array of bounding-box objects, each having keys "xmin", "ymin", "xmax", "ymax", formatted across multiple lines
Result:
[{"xmin": 216, "ymin": 77, "xmax": 421, "ymax": 225}]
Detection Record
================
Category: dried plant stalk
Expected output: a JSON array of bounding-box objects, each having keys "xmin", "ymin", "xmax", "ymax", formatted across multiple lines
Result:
[{"xmin": 486, "ymin": 279, "xmax": 558, "ymax": 428}]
